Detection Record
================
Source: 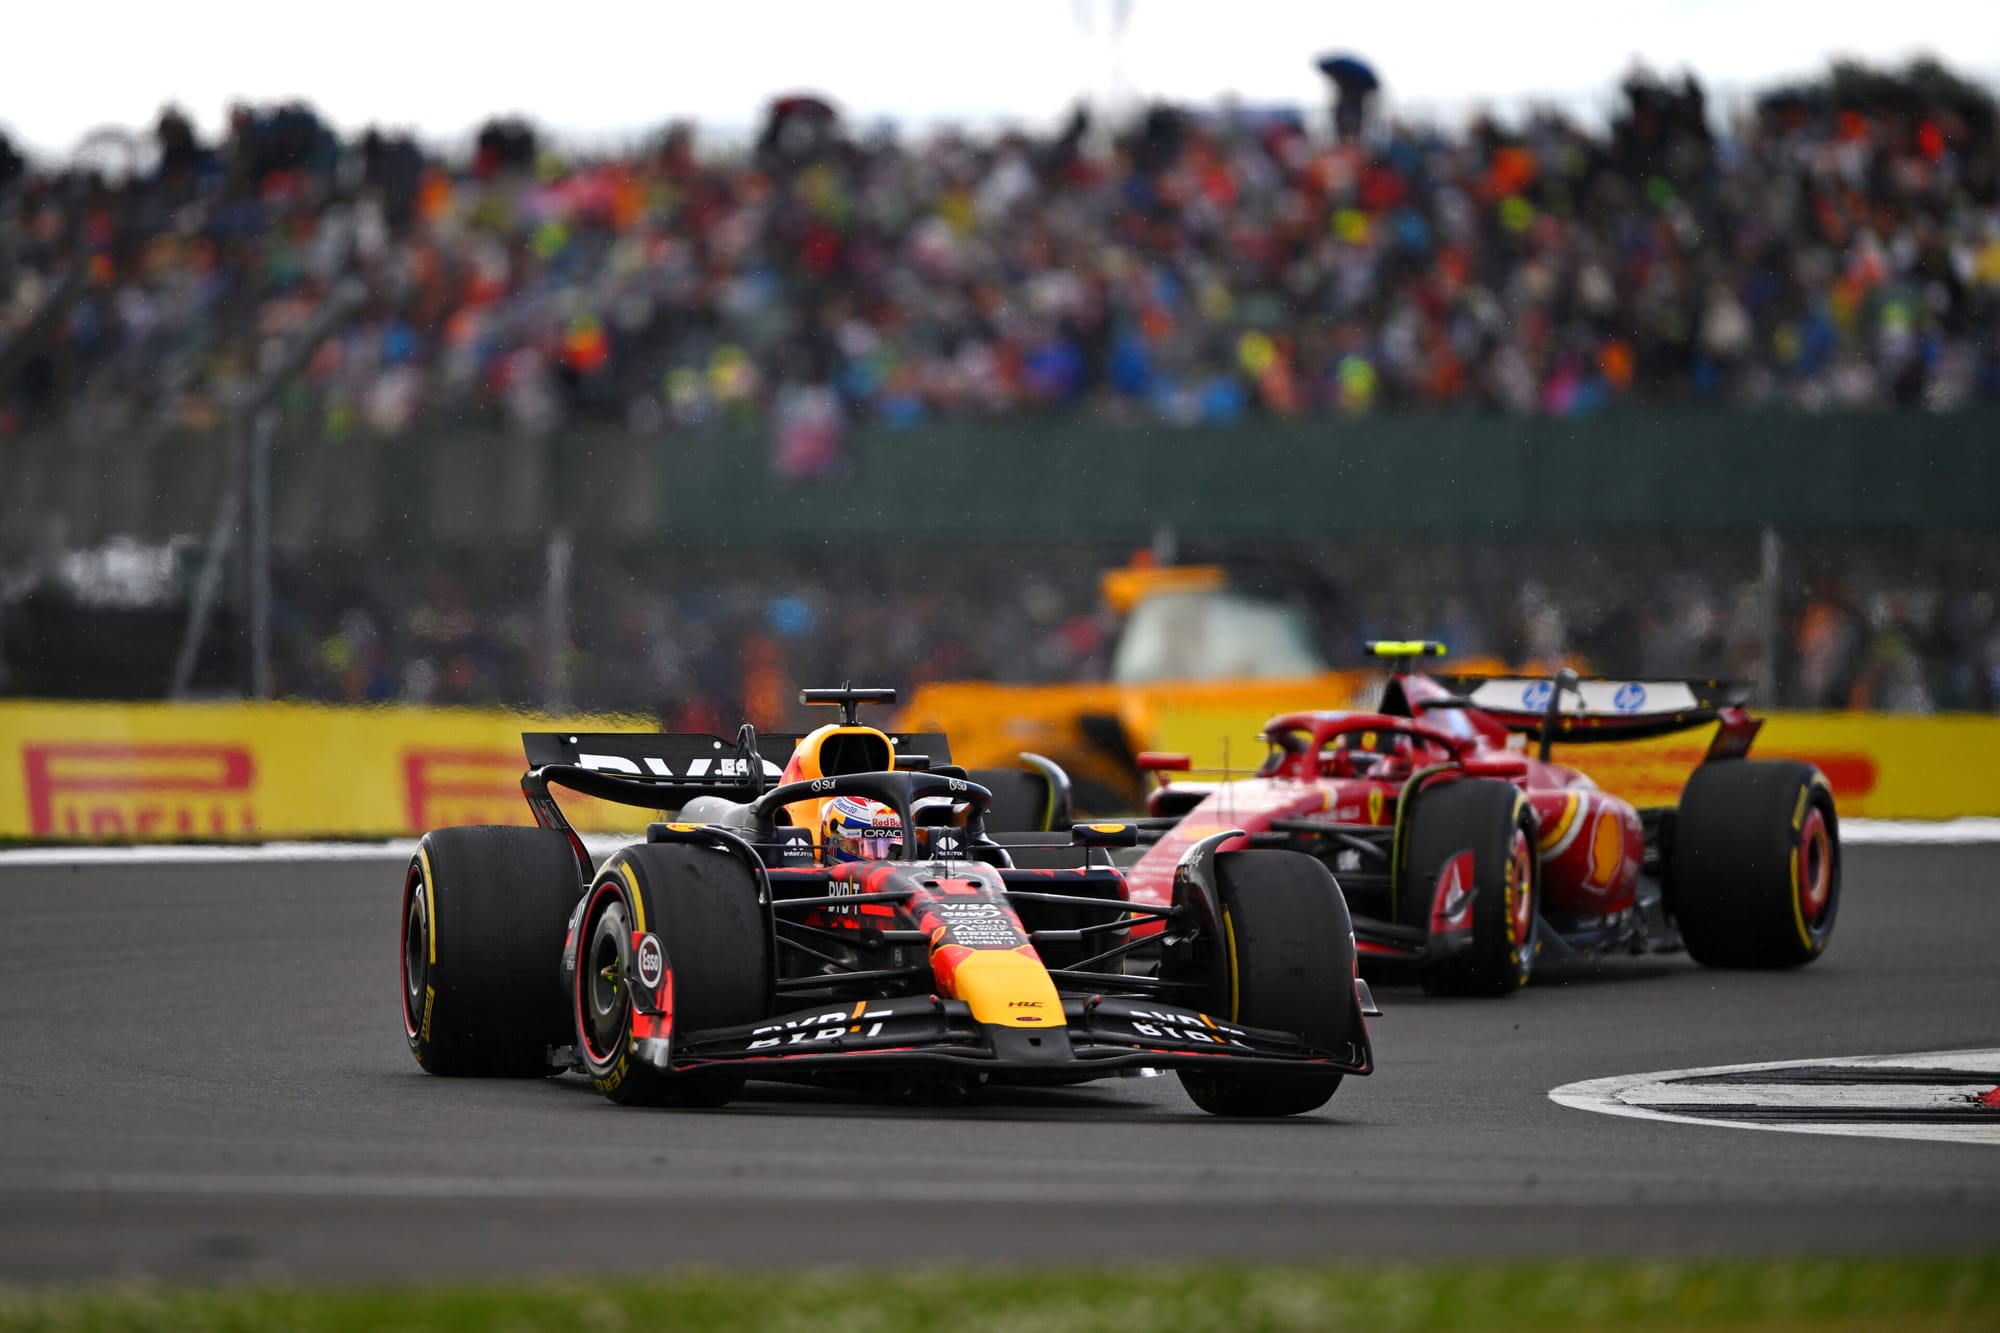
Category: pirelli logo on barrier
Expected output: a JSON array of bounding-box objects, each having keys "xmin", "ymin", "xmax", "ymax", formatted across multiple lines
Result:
[
  {"xmin": 401, "ymin": 748, "xmax": 530, "ymax": 831},
  {"xmin": 22, "ymin": 742, "xmax": 259, "ymax": 838},
  {"xmin": 19, "ymin": 741, "xmax": 532, "ymax": 839},
  {"xmin": 8, "ymin": 700, "xmax": 1998, "ymax": 838},
  {"xmin": 0, "ymin": 701, "xmax": 645, "ymax": 840}
]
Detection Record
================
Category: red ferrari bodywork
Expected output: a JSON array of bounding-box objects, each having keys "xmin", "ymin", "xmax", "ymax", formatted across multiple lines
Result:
[{"xmin": 1123, "ymin": 666, "xmax": 1762, "ymax": 963}]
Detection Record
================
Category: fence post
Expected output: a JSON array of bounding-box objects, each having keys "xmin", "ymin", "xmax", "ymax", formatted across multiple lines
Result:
[
  {"xmin": 1758, "ymin": 525, "xmax": 1783, "ymax": 707},
  {"xmin": 543, "ymin": 527, "xmax": 574, "ymax": 714}
]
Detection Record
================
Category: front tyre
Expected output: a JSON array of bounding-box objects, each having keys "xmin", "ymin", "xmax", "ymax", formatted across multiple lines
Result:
[
  {"xmin": 1672, "ymin": 760, "xmax": 1839, "ymax": 968},
  {"xmin": 402, "ymin": 826, "xmax": 579, "ymax": 1076},
  {"xmin": 574, "ymin": 843, "xmax": 770, "ymax": 1107},
  {"xmin": 1173, "ymin": 850, "xmax": 1358, "ymax": 1118},
  {"xmin": 1403, "ymin": 779, "xmax": 1541, "ymax": 997}
]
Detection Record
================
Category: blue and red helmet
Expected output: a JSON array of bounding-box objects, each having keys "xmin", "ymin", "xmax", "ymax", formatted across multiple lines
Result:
[{"xmin": 822, "ymin": 794, "xmax": 902, "ymax": 863}]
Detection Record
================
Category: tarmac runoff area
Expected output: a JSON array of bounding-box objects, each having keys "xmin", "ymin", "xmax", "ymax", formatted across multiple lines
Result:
[{"xmin": 0, "ymin": 839, "xmax": 1994, "ymax": 1284}]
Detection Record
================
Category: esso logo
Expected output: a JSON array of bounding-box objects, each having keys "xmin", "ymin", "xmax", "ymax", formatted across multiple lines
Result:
[
  {"xmin": 1612, "ymin": 682, "xmax": 1647, "ymax": 713},
  {"xmin": 1521, "ymin": 681, "xmax": 1554, "ymax": 711},
  {"xmin": 635, "ymin": 934, "xmax": 665, "ymax": 989}
]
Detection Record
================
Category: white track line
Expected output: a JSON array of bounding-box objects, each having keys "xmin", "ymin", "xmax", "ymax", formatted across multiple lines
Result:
[
  {"xmin": 1840, "ymin": 817, "xmax": 2000, "ymax": 844},
  {"xmin": 0, "ymin": 835, "xmax": 636, "ymax": 867},
  {"xmin": 1551, "ymin": 1048, "xmax": 2000, "ymax": 1145},
  {"xmin": 0, "ymin": 819, "xmax": 1994, "ymax": 867}
]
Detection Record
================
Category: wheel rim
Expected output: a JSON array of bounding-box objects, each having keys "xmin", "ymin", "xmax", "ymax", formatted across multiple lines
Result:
[
  {"xmin": 401, "ymin": 868, "xmax": 428, "ymax": 1038},
  {"xmin": 581, "ymin": 894, "xmax": 632, "ymax": 1063},
  {"xmin": 1798, "ymin": 807, "xmax": 1832, "ymax": 927},
  {"xmin": 1505, "ymin": 825, "xmax": 1536, "ymax": 948}
]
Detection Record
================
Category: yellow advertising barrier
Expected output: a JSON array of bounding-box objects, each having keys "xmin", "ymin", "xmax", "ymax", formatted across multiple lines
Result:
[
  {"xmin": 0, "ymin": 701, "xmax": 655, "ymax": 841},
  {"xmin": 1152, "ymin": 705, "xmax": 2000, "ymax": 820},
  {"xmin": 8, "ymin": 698, "xmax": 1993, "ymax": 839}
]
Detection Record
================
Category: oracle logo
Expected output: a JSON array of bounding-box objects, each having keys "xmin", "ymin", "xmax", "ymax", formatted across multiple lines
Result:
[{"xmin": 22, "ymin": 742, "xmax": 257, "ymax": 837}]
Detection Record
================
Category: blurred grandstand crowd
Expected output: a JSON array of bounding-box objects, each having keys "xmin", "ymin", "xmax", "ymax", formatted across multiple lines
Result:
[
  {"xmin": 3, "ymin": 60, "xmax": 1998, "ymax": 440},
  {"xmin": 9, "ymin": 535, "xmax": 1989, "ymax": 720},
  {"xmin": 272, "ymin": 542, "xmax": 1992, "ymax": 722},
  {"xmin": 3, "ymin": 60, "xmax": 1998, "ymax": 719}
]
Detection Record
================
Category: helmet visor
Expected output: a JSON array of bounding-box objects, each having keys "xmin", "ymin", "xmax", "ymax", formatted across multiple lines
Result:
[{"xmin": 835, "ymin": 832, "xmax": 901, "ymax": 861}]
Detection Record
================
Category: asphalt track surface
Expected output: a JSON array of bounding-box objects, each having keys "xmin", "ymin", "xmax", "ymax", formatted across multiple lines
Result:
[{"xmin": 1, "ymin": 845, "xmax": 1995, "ymax": 1284}]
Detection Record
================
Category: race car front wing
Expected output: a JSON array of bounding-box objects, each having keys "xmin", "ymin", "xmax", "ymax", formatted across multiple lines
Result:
[{"xmin": 649, "ymin": 993, "xmax": 1372, "ymax": 1081}]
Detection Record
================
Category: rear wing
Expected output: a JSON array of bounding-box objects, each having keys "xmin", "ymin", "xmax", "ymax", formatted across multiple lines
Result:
[
  {"xmin": 518, "ymin": 726, "xmax": 957, "ymax": 877},
  {"xmin": 1435, "ymin": 676, "xmax": 1749, "ymax": 744},
  {"xmin": 521, "ymin": 728, "xmax": 955, "ymax": 800}
]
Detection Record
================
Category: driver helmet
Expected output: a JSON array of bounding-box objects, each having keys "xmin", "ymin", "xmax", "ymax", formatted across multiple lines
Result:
[
  {"xmin": 822, "ymin": 794, "xmax": 902, "ymax": 863},
  {"xmin": 1325, "ymin": 729, "xmax": 1413, "ymax": 776}
]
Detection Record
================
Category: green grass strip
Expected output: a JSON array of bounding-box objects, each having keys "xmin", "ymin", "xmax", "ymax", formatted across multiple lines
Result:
[{"xmin": 1, "ymin": 1257, "xmax": 1996, "ymax": 1333}]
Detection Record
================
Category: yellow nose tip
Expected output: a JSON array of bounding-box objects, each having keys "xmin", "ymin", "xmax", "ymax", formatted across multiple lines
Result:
[{"xmin": 947, "ymin": 949, "xmax": 1064, "ymax": 1026}]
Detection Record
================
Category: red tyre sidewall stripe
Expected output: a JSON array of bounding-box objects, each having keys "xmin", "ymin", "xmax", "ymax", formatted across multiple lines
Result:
[
  {"xmin": 400, "ymin": 861, "xmax": 424, "ymax": 1041},
  {"xmin": 575, "ymin": 877, "xmax": 630, "ymax": 1071},
  {"xmin": 1799, "ymin": 806, "xmax": 1832, "ymax": 927}
]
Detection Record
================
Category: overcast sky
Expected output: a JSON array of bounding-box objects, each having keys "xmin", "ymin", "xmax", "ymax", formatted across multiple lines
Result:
[{"xmin": 6, "ymin": 0, "xmax": 1997, "ymax": 157}]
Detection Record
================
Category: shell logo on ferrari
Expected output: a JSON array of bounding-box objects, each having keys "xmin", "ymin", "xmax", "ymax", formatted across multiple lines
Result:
[{"xmin": 1586, "ymin": 809, "xmax": 1625, "ymax": 889}]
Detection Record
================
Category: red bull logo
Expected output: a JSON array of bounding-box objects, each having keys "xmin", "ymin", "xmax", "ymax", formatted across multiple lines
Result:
[{"xmin": 23, "ymin": 742, "xmax": 257, "ymax": 837}]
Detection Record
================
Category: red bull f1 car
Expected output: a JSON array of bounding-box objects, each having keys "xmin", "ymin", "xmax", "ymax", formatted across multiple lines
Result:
[
  {"xmin": 400, "ymin": 688, "xmax": 1374, "ymax": 1117},
  {"xmin": 1124, "ymin": 644, "xmax": 1840, "ymax": 996}
]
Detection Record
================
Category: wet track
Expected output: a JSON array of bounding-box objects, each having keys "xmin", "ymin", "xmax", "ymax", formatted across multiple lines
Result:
[{"xmin": 0, "ymin": 844, "xmax": 1995, "ymax": 1284}]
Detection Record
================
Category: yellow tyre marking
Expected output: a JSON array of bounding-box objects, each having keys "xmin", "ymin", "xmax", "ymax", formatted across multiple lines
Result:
[
  {"xmin": 1792, "ymin": 786, "xmax": 1808, "ymax": 831},
  {"xmin": 1223, "ymin": 907, "xmax": 1241, "ymax": 1022},
  {"xmin": 616, "ymin": 859, "xmax": 647, "ymax": 933},
  {"xmin": 417, "ymin": 845, "xmax": 437, "ymax": 965}
]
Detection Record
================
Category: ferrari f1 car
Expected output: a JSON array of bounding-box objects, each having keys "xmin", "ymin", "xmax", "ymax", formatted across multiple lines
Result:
[
  {"xmin": 1124, "ymin": 644, "xmax": 1839, "ymax": 996},
  {"xmin": 400, "ymin": 687, "xmax": 1373, "ymax": 1116}
]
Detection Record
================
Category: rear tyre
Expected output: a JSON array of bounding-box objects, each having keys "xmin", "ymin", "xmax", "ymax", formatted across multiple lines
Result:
[
  {"xmin": 1403, "ymin": 779, "xmax": 1540, "ymax": 997},
  {"xmin": 574, "ymin": 843, "xmax": 770, "ymax": 1107},
  {"xmin": 1172, "ymin": 850, "xmax": 1357, "ymax": 1118},
  {"xmin": 402, "ymin": 826, "xmax": 579, "ymax": 1076},
  {"xmin": 1672, "ymin": 760, "xmax": 1839, "ymax": 968}
]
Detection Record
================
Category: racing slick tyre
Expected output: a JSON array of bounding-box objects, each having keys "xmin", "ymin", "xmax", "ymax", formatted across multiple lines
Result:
[
  {"xmin": 1671, "ymin": 760, "xmax": 1839, "ymax": 969},
  {"xmin": 1403, "ymin": 779, "xmax": 1541, "ymax": 997},
  {"xmin": 402, "ymin": 826, "xmax": 579, "ymax": 1076},
  {"xmin": 574, "ymin": 843, "xmax": 770, "ymax": 1108},
  {"xmin": 1171, "ymin": 850, "xmax": 1356, "ymax": 1118}
]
